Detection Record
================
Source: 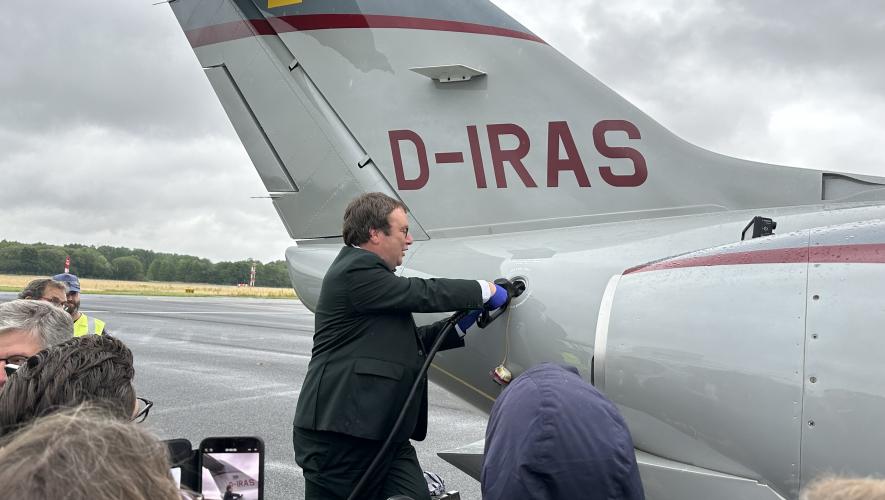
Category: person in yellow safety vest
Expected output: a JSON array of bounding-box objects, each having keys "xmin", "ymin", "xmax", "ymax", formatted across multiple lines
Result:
[{"xmin": 52, "ymin": 273, "xmax": 108, "ymax": 336}]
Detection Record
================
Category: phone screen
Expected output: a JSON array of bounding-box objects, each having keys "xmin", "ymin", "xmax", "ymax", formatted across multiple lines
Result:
[{"xmin": 200, "ymin": 438, "xmax": 263, "ymax": 500}]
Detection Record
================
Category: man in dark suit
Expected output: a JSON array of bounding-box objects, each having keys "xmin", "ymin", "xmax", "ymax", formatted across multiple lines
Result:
[{"xmin": 293, "ymin": 192, "xmax": 506, "ymax": 500}]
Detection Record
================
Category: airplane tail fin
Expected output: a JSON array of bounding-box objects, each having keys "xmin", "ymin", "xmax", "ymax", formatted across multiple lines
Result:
[{"xmin": 170, "ymin": 0, "xmax": 885, "ymax": 240}]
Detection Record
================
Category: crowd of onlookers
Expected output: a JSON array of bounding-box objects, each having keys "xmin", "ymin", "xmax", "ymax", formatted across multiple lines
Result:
[
  {"xmin": 0, "ymin": 277, "xmax": 184, "ymax": 498},
  {"xmin": 0, "ymin": 276, "xmax": 882, "ymax": 499}
]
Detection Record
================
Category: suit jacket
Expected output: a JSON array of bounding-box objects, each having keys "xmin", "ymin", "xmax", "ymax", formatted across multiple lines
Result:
[{"xmin": 294, "ymin": 246, "xmax": 483, "ymax": 442}]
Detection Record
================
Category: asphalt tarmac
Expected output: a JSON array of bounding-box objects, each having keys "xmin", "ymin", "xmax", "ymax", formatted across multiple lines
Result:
[{"xmin": 0, "ymin": 292, "xmax": 486, "ymax": 499}]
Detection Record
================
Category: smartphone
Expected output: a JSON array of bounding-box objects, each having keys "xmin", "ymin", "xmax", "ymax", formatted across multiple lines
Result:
[
  {"xmin": 164, "ymin": 438, "xmax": 199, "ymax": 492},
  {"xmin": 199, "ymin": 436, "xmax": 264, "ymax": 500}
]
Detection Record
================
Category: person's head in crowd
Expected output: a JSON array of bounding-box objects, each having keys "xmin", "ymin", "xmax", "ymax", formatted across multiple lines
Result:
[
  {"xmin": 482, "ymin": 363, "xmax": 645, "ymax": 500},
  {"xmin": 0, "ymin": 404, "xmax": 181, "ymax": 500},
  {"xmin": 52, "ymin": 272, "xmax": 82, "ymax": 317},
  {"xmin": 342, "ymin": 192, "xmax": 412, "ymax": 270},
  {"xmin": 17, "ymin": 278, "xmax": 68, "ymax": 308},
  {"xmin": 0, "ymin": 334, "xmax": 137, "ymax": 436},
  {"xmin": 801, "ymin": 476, "xmax": 885, "ymax": 500},
  {"xmin": 0, "ymin": 299, "xmax": 73, "ymax": 389}
]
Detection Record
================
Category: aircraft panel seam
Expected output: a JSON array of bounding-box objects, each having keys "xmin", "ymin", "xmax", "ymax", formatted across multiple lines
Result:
[
  {"xmin": 430, "ymin": 363, "xmax": 495, "ymax": 403},
  {"xmin": 797, "ymin": 230, "xmax": 813, "ymax": 490}
]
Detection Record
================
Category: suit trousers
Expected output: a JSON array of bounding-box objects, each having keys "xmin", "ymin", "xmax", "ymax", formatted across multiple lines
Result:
[{"xmin": 293, "ymin": 426, "xmax": 430, "ymax": 500}]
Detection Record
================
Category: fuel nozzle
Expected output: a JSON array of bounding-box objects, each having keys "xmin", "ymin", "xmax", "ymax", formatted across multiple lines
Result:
[
  {"xmin": 476, "ymin": 278, "xmax": 526, "ymax": 328},
  {"xmin": 497, "ymin": 277, "xmax": 526, "ymax": 299}
]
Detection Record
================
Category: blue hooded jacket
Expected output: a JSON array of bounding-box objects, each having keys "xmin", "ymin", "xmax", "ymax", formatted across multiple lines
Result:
[{"xmin": 481, "ymin": 363, "xmax": 645, "ymax": 500}]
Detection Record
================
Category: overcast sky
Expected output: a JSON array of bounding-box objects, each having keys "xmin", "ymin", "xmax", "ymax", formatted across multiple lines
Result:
[{"xmin": 1, "ymin": 1, "xmax": 883, "ymax": 263}]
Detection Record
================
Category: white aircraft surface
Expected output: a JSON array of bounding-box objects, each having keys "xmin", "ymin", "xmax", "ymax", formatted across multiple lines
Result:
[{"xmin": 169, "ymin": 1, "xmax": 885, "ymax": 498}]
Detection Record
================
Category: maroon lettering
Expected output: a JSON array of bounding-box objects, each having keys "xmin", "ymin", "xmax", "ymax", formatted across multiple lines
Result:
[
  {"xmin": 434, "ymin": 152, "xmax": 464, "ymax": 164},
  {"xmin": 592, "ymin": 120, "xmax": 648, "ymax": 187},
  {"xmin": 389, "ymin": 129, "xmax": 429, "ymax": 190},
  {"xmin": 547, "ymin": 121, "xmax": 590, "ymax": 187},
  {"xmin": 487, "ymin": 123, "xmax": 538, "ymax": 188},
  {"xmin": 467, "ymin": 125, "xmax": 487, "ymax": 188}
]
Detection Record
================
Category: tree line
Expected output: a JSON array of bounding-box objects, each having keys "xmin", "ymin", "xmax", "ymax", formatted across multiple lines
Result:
[{"xmin": 0, "ymin": 240, "xmax": 291, "ymax": 288}]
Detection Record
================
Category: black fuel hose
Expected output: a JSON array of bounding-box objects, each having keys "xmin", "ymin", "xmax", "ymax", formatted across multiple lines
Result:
[
  {"xmin": 347, "ymin": 310, "xmax": 466, "ymax": 500},
  {"xmin": 348, "ymin": 279, "xmax": 522, "ymax": 500}
]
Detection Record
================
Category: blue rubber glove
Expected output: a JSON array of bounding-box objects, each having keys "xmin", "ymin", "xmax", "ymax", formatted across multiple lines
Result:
[
  {"xmin": 457, "ymin": 309, "xmax": 482, "ymax": 334},
  {"xmin": 486, "ymin": 284, "xmax": 509, "ymax": 310}
]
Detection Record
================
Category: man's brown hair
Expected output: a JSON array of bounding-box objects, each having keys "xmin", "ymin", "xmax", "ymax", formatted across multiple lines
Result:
[
  {"xmin": 0, "ymin": 404, "xmax": 180, "ymax": 500},
  {"xmin": 17, "ymin": 278, "xmax": 66, "ymax": 300},
  {"xmin": 342, "ymin": 192, "xmax": 407, "ymax": 246},
  {"xmin": 0, "ymin": 335, "xmax": 136, "ymax": 437}
]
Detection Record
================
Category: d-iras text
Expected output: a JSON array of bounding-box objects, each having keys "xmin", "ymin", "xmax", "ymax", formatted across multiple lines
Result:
[{"xmin": 388, "ymin": 120, "xmax": 648, "ymax": 190}]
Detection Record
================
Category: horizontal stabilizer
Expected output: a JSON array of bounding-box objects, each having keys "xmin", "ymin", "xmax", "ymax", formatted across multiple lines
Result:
[
  {"xmin": 437, "ymin": 439, "xmax": 484, "ymax": 482},
  {"xmin": 438, "ymin": 439, "xmax": 787, "ymax": 500},
  {"xmin": 636, "ymin": 450, "xmax": 787, "ymax": 500}
]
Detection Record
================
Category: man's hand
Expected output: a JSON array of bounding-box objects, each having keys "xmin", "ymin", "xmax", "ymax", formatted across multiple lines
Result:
[
  {"xmin": 475, "ymin": 281, "xmax": 513, "ymax": 329},
  {"xmin": 486, "ymin": 284, "xmax": 509, "ymax": 310}
]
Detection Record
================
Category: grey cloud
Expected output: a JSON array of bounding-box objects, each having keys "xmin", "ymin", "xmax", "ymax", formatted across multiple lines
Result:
[
  {"xmin": 0, "ymin": 1, "xmax": 294, "ymax": 262},
  {"xmin": 0, "ymin": 1, "xmax": 227, "ymax": 138},
  {"xmin": 0, "ymin": 124, "xmax": 292, "ymax": 261},
  {"xmin": 574, "ymin": 1, "xmax": 885, "ymax": 84},
  {"xmin": 532, "ymin": 0, "xmax": 885, "ymax": 171}
]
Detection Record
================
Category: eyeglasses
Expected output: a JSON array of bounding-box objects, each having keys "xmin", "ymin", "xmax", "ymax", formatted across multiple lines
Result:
[
  {"xmin": 398, "ymin": 226, "xmax": 409, "ymax": 236},
  {"xmin": 40, "ymin": 297, "xmax": 65, "ymax": 308},
  {"xmin": 0, "ymin": 355, "xmax": 28, "ymax": 366},
  {"xmin": 132, "ymin": 397, "xmax": 154, "ymax": 423}
]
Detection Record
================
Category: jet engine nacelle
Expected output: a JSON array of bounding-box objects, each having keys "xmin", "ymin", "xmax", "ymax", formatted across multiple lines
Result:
[{"xmin": 594, "ymin": 220, "xmax": 885, "ymax": 499}]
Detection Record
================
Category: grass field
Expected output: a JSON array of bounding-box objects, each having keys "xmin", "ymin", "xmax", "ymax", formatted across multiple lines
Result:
[{"xmin": 0, "ymin": 274, "xmax": 296, "ymax": 299}]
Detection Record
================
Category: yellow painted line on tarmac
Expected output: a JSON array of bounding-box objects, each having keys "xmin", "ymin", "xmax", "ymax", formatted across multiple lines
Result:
[{"xmin": 430, "ymin": 363, "xmax": 495, "ymax": 403}]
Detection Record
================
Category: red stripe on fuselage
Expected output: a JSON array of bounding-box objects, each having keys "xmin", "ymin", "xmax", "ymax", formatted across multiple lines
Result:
[
  {"xmin": 809, "ymin": 243, "xmax": 885, "ymax": 263},
  {"xmin": 624, "ymin": 243, "xmax": 885, "ymax": 275},
  {"xmin": 186, "ymin": 19, "xmax": 275, "ymax": 48},
  {"xmin": 185, "ymin": 14, "xmax": 545, "ymax": 48}
]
